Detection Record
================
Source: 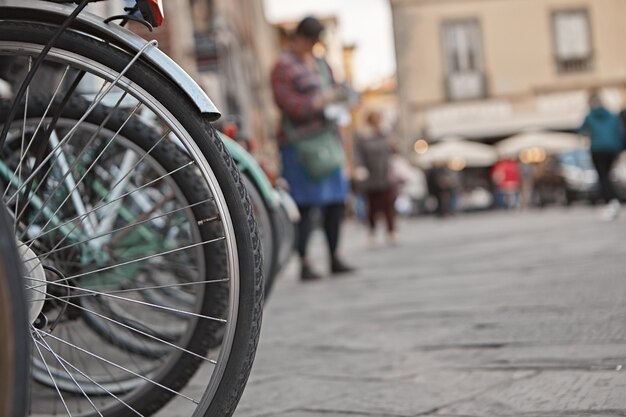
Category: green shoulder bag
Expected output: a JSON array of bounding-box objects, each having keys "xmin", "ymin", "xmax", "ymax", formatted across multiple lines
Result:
[{"xmin": 291, "ymin": 124, "xmax": 345, "ymax": 181}]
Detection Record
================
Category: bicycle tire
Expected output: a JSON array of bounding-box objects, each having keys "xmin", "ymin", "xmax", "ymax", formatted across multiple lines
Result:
[
  {"xmin": 0, "ymin": 21, "xmax": 263, "ymax": 417},
  {"xmin": 0, "ymin": 200, "xmax": 29, "ymax": 417},
  {"xmin": 242, "ymin": 174, "xmax": 280, "ymax": 299}
]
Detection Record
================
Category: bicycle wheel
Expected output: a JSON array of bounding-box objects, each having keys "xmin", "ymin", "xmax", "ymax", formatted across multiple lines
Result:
[
  {"xmin": 242, "ymin": 175, "xmax": 280, "ymax": 299},
  {"xmin": 0, "ymin": 201, "xmax": 29, "ymax": 417},
  {"xmin": 0, "ymin": 20, "xmax": 262, "ymax": 417}
]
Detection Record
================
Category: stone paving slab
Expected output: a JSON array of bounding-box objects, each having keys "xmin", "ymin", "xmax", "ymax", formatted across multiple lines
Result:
[
  {"xmin": 231, "ymin": 207, "xmax": 626, "ymax": 417},
  {"xmin": 436, "ymin": 371, "xmax": 626, "ymax": 416}
]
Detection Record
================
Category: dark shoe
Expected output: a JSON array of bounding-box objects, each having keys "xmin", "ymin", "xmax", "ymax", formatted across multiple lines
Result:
[
  {"xmin": 301, "ymin": 265, "xmax": 322, "ymax": 282},
  {"xmin": 331, "ymin": 258, "xmax": 355, "ymax": 275}
]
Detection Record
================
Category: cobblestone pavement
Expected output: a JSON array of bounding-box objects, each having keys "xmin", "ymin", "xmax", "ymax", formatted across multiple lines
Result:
[{"xmin": 233, "ymin": 207, "xmax": 626, "ymax": 417}]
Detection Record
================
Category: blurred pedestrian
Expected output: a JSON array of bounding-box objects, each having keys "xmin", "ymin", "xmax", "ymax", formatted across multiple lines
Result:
[
  {"xmin": 354, "ymin": 111, "xmax": 398, "ymax": 245},
  {"xmin": 519, "ymin": 162, "xmax": 535, "ymax": 209},
  {"xmin": 579, "ymin": 91, "xmax": 623, "ymax": 220},
  {"xmin": 533, "ymin": 156, "xmax": 566, "ymax": 207},
  {"xmin": 427, "ymin": 163, "xmax": 458, "ymax": 217},
  {"xmin": 490, "ymin": 159, "xmax": 521, "ymax": 209},
  {"xmin": 271, "ymin": 16, "xmax": 354, "ymax": 281}
]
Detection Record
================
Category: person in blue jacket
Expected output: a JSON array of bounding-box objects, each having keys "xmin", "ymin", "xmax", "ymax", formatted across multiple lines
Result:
[{"xmin": 579, "ymin": 91, "xmax": 624, "ymax": 220}]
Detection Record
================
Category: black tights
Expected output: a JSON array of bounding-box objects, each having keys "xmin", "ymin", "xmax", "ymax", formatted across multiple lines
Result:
[
  {"xmin": 297, "ymin": 203, "xmax": 345, "ymax": 260},
  {"xmin": 592, "ymin": 151, "xmax": 618, "ymax": 202}
]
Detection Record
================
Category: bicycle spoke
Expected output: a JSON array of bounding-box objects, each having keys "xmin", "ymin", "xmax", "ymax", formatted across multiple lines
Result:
[
  {"xmin": 2, "ymin": 64, "xmax": 71, "ymax": 200},
  {"xmin": 14, "ymin": 56, "xmax": 32, "ymax": 231},
  {"xmin": 73, "ymin": 317, "xmax": 136, "ymax": 394},
  {"xmin": 70, "ymin": 319, "xmax": 129, "ymax": 394},
  {"xmin": 5, "ymin": 39, "xmax": 158, "ymax": 209},
  {"xmin": 32, "ymin": 328, "xmax": 104, "ymax": 417},
  {"xmin": 29, "ymin": 267, "xmax": 226, "ymax": 322},
  {"xmin": 65, "ymin": 237, "xmax": 222, "ymax": 281},
  {"xmin": 33, "ymin": 328, "xmax": 201, "ymax": 405},
  {"xmin": 14, "ymin": 125, "xmax": 175, "ymax": 250},
  {"xmin": 49, "ymin": 126, "xmax": 175, "ymax": 252},
  {"xmin": 32, "ymin": 335, "xmax": 143, "ymax": 416},
  {"xmin": 21, "ymin": 101, "xmax": 143, "ymax": 243},
  {"xmin": 17, "ymin": 160, "xmax": 197, "ymax": 253},
  {"xmin": 26, "ymin": 277, "xmax": 229, "ymax": 300},
  {"xmin": 11, "ymin": 67, "xmax": 88, "ymax": 226},
  {"xmin": 32, "ymin": 330, "xmax": 73, "ymax": 416},
  {"xmin": 12, "ymin": 89, "xmax": 133, "ymax": 237},
  {"xmin": 28, "ymin": 284, "xmax": 219, "ymax": 364},
  {"xmin": 21, "ymin": 197, "xmax": 212, "ymax": 265},
  {"xmin": 5, "ymin": 78, "xmax": 112, "ymax": 207}
]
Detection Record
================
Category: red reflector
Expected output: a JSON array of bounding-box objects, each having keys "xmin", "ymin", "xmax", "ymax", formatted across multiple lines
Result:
[
  {"xmin": 147, "ymin": 0, "xmax": 164, "ymax": 27},
  {"xmin": 137, "ymin": 0, "xmax": 164, "ymax": 27}
]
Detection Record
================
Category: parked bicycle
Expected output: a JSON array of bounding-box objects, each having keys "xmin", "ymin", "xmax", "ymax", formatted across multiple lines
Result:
[{"xmin": 0, "ymin": 0, "xmax": 263, "ymax": 416}]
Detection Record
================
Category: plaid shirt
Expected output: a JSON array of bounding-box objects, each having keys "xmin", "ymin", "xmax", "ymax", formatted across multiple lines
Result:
[{"xmin": 271, "ymin": 49, "xmax": 335, "ymax": 144}]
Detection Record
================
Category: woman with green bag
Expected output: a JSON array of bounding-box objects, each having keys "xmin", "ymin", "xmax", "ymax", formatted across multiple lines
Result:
[{"xmin": 271, "ymin": 16, "xmax": 355, "ymax": 281}]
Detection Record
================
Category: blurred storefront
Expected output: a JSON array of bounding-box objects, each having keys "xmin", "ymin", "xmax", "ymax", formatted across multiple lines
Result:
[{"xmin": 390, "ymin": 0, "xmax": 626, "ymax": 151}]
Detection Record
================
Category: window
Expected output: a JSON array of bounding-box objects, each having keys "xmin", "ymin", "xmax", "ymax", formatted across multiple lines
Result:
[
  {"xmin": 191, "ymin": 0, "xmax": 219, "ymax": 72},
  {"xmin": 442, "ymin": 19, "xmax": 486, "ymax": 101},
  {"xmin": 553, "ymin": 9, "xmax": 593, "ymax": 73}
]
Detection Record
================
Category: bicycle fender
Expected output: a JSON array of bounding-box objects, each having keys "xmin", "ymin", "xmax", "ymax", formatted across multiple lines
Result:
[{"xmin": 0, "ymin": 0, "xmax": 221, "ymax": 121}]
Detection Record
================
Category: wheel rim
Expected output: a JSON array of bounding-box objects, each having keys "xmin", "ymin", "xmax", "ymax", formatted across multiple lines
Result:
[{"xmin": 0, "ymin": 40, "xmax": 241, "ymax": 417}]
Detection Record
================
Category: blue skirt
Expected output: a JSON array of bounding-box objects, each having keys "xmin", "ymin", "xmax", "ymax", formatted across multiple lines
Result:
[{"xmin": 280, "ymin": 145, "xmax": 349, "ymax": 206}]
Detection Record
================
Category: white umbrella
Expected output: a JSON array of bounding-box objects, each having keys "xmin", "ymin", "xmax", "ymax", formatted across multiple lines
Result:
[
  {"xmin": 497, "ymin": 131, "xmax": 587, "ymax": 158},
  {"xmin": 417, "ymin": 137, "xmax": 498, "ymax": 168}
]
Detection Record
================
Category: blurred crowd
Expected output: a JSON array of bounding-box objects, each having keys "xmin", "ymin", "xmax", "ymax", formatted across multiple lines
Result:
[
  {"xmin": 266, "ymin": 15, "xmax": 626, "ymax": 282},
  {"xmin": 410, "ymin": 90, "xmax": 626, "ymax": 221}
]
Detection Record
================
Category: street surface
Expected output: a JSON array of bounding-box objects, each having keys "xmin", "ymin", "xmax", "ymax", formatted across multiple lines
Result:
[{"xmin": 235, "ymin": 207, "xmax": 626, "ymax": 417}]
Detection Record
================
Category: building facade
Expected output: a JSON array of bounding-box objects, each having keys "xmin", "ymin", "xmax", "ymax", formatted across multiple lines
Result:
[
  {"xmin": 192, "ymin": 0, "xmax": 279, "ymax": 154},
  {"xmin": 98, "ymin": 0, "xmax": 280, "ymax": 166},
  {"xmin": 390, "ymin": 0, "xmax": 626, "ymax": 151},
  {"xmin": 354, "ymin": 76, "xmax": 398, "ymax": 132}
]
